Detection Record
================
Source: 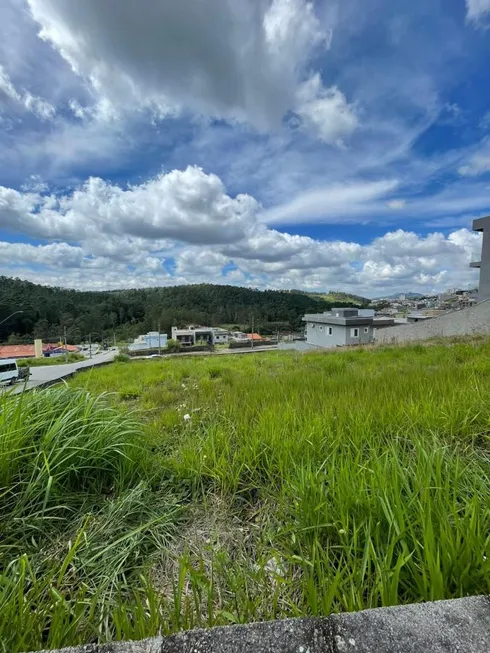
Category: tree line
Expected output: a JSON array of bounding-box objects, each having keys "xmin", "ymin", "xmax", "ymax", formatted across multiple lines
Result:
[{"xmin": 0, "ymin": 277, "xmax": 362, "ymax": 344}]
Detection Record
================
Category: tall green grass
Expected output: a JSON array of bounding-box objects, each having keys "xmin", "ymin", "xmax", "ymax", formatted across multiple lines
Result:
[
  {"xmin": 0, "ymin": 388, "xmax": 183, "ymax": 652},
  {"xmin": 2, "ymin": 340, "xmax": 490, "ymax": 651}
]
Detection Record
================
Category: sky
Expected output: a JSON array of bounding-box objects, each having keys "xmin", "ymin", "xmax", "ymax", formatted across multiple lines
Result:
[{"xmin": 1, "ymin": 0, "xmax": 490, "ymax": 297}]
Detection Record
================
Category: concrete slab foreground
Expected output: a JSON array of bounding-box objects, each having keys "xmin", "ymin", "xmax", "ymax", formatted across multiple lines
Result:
[
  {"xmin": 331, "ymin": 595, "xmax": 490, "ymax": 652},
  {"xmin": 34, "ymin": 596, "xmax": 490, "ymax": 653}
]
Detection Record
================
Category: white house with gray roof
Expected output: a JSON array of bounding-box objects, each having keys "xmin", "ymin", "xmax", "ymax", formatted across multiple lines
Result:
[{"xmin": 302, "ymin": 308, "xmax": 374, "ymax": 348}]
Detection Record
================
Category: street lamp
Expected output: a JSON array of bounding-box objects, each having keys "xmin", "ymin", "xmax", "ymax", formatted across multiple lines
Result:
[{"xmin": 0, "ymin": 310, "xmax": 23, "ymax": 327}]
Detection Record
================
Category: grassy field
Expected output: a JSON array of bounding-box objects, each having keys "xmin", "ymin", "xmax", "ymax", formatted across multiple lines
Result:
[
  {"xmin": 1, "ymin": 339, "xmax": 490, "ymax": 651},
  {"xmin": 17, "ymin": 352, "xmax": 85, "ymax": 367}
]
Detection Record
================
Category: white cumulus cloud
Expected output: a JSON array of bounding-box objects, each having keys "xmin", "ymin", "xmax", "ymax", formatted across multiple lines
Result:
[
  {"xmin": 0, "ymin": 166, "xmax": 259, "ymax": 246},
  {"xmin": 295, "ymin": 74, "xmax": 358, "ymax": 145},
  {"xmin": 25, "ymin": 0, "xmax": 347, "ymax": 135},
  {"xmin": 0, "ymin": 165, "xmax": 482, "ymax": 296}
]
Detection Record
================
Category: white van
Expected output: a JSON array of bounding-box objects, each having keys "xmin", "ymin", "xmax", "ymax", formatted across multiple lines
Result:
[{"xmin": 0, "ymin": 358, "xmax": 20, "ymax": 385}]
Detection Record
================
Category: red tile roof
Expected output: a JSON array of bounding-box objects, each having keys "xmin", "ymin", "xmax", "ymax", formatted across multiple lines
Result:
[
  {"xmin": 0, "ymin": 345, "xmax": 36, "ymax": 359},
  {"xmin": 247, "ymin": 333, "xmax": 263, "ymax": 340},
  {"xmin": 0, "ymin": 344, "xmax": 79, "ymax": 359}
]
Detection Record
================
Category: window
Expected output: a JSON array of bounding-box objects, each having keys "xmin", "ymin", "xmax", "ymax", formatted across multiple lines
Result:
[
  {"xmin": 319, "ymin": 326, "xmax": 323, "ymax": 331},
  {"xmin": 364, "ymin": 327, "xmax": 369, "ymax": 334},
  {"xmin": 310, "ymin": 323, "xmax": 315, "ymax": 328},
  {"xmin": 0, "ymin": 363, "xmax": 16, "ymax": 373},
  {"xmin": 351, "ymin": 328, "xmax": 359, "ymax": 338},
  {"xmin": 328, "ymin": 327, "xmax": 333, "ymax": 335}
]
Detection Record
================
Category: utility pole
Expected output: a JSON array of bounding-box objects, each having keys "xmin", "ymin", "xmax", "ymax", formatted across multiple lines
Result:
[
  {"xmin": 158, "ymin": 321, "xmax": 161, "ymax": 355},
  {"xmin": 113, "ymin": 331, "xmax": 116, "ymax": 348},
  {"xmin": 251, "ymin": 314, "xmax": 254, "ymax": 350},
  {"xmin": 89, "ymin": 333, "xmax": 92, "ymax": 359},
  {"xmin": 64, "ymin": 326, "xmax": 68, "ymax": 362}
]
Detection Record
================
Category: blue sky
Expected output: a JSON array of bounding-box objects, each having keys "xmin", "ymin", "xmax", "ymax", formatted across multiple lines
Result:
[{"xmin": 0, "ymin": 0, "xmax": 490, "ymax": 296}]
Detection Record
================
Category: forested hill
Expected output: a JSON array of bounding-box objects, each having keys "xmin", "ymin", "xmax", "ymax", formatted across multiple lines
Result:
[
  {"xmin": 292, "ymin": 289, "xmax": 371, "ymax": 306},
  {"xmin": 0, "ymin": 277, "xmax": 348, "ymax": 343}
]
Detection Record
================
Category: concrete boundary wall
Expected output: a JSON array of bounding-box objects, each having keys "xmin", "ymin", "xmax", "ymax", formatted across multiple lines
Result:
[
  {"xmin": 376, "ymin": 299, "xmax": 490, "ymax": 345},
  {"xmin": 34, "ymin": 595, "xmax": 490, "ymax": 653}
]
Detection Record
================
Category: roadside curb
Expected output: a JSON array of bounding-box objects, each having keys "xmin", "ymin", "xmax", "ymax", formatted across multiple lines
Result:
[{"xmin": 34, "ymin": 596, "xmax": 490, "ymax": 653}]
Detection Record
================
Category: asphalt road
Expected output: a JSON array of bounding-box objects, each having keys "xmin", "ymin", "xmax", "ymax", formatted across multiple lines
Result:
[{"xmin": 2, "ymin": 350, "xmax": 118, "ymax": 394}]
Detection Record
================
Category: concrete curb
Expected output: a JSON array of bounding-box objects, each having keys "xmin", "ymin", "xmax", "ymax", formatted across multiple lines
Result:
[{"xmin": 34, "ymin": 596, "xmax": 490, "ymax": 653}]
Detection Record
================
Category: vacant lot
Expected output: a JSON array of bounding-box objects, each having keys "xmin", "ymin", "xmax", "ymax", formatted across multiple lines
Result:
[{"xmin": 1, "ymin": 340, "xmax": 490, "ymax": 651}]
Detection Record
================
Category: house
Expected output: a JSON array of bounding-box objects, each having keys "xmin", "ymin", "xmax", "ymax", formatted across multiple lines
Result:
[
  {"xmin": 247, "ymin": 333, "xmax": 263, "ymax": 341},
  {"xmin": 171, "ymin": 327, "xmax": 194, "ymax": 346},
  {"xmin": 470, "ymin": 216, "xmax": 490, "ymax": 301},
  {"xmin": 128, "ymin": 331, "xmax": 168, "ymax": 352},
  {"xmin": 211, "ymin": 328, "xmax": 231, "ymax": 344},
  {"xmin": 171, "ymin": 326, "xmax": 214, "ymax": 346},
  {"xmin": 302, "ymin": 308, "xmax": 374, "ymax": 348}
]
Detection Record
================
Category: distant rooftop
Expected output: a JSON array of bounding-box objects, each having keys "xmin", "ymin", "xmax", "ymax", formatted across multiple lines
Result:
[{"xmin": 303, "ymin": 307, "xmax": 373, "ymax": 326}]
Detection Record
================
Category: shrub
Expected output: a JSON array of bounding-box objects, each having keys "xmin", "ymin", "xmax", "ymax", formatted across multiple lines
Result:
[{"xmin": 166, "ymin": 339, "xmax": 181, "ymax": 353}]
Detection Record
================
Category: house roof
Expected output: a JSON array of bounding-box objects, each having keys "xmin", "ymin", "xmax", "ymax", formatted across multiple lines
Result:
[
  {"xmin": 247, "ymin": 333, "xmax": 263, "ymax": 340},
  {"xmin": 0, "ymin": 345, "xmax": 36, "ymax": 359},
  {"xmin": 0, "ymin": 343, "xmax": 79, "ymax": 359},
  {"xmin": 303, "ymin": 313, "xmax": 373, "ymax": 326}
]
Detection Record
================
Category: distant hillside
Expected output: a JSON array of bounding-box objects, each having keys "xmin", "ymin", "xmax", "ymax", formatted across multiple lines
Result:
[
  {"xmin": 0, "ymin": 277, "xmax": 336, "ymax": 343},
  {"xmin": 291, "ymin": 289, "xmax": 370, "ymax": 307},
  {"xmin": 375, "ymin": 292, "xmax": 424, "ymax": 300}
]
